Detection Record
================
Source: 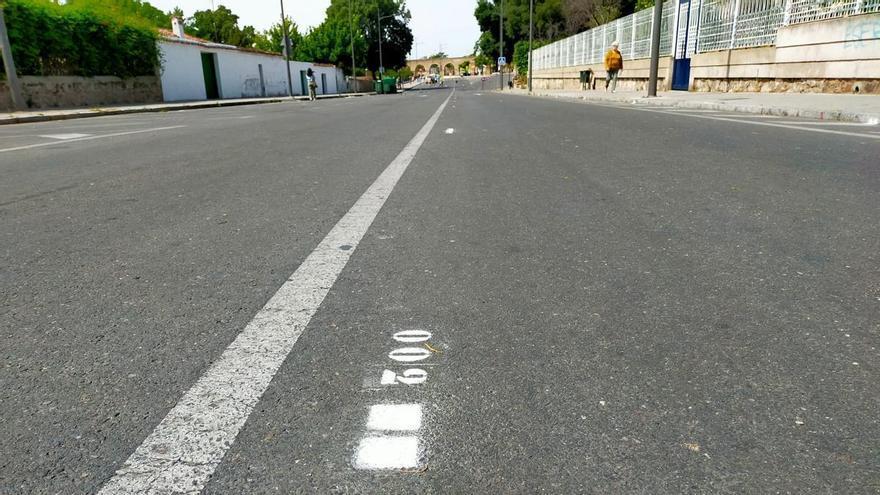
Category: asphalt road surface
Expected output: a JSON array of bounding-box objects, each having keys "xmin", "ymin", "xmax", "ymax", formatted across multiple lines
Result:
[{"xmin": 2, "ymin": 76, "xmax": 878, "ymax": 494}]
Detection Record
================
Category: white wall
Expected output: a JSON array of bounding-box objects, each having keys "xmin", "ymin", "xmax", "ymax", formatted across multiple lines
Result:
[
  {"xmin": 160, "ymin": 42, "xmax": 207, "ymax": 102},
  {"xmin": 160, "ymin": 40, "xmax": 346, "ymax": 102}
]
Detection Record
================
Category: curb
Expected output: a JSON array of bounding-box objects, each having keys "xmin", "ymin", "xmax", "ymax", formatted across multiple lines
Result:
[
  {"xmin": 518, "ymin": 91, "xmax": 880, "ymax": 124},
  {"xmin": 0, "ymin": 92, "xmax": 373, "ymax": 126}
]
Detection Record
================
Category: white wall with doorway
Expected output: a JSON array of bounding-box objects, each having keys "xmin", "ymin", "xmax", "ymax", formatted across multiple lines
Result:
[{"xmin": 159, "ymin": 39, "xmax": 347, "ymax": 102}]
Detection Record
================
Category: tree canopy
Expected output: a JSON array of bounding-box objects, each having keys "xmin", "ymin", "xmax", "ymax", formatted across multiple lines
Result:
[
  {"xmin": 189, "ymin": 5, "xmax": 260, "ymax": 47},
  {"xmin": 473, "ymin": 0, "xmax": 636, "ymax": 63},
  {"xmin": 298, "ymin": 0, "xmax": 413, "ymax": 76}
]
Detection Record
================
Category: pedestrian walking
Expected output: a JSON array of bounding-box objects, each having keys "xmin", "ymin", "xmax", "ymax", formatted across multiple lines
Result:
[
  {"xmin": 307, "ymin": 68, "xmax": 317, "ymax": 101},
  {"xmin": 604, "ymin": 41, "xmax": 623, "ymax": 93}
]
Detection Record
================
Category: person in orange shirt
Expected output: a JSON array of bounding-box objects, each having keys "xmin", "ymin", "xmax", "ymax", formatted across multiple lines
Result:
[{"xmin": 604, "ymin": 41, "xmax": 623, "ymax": 93}]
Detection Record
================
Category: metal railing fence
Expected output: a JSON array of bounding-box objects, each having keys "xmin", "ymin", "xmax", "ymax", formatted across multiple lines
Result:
[
  {"xmin": 531, "ymin": 0, "xmax": 877, "ymax": 71},
  {"xmin": 532, "ymin": 1, "xmax": 674, "ymax": 70}
]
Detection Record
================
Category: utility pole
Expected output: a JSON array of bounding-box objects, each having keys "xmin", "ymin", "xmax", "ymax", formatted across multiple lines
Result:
[
  {"xmin": 647, "ymin": 0, "xmax": 664, "ymax": 97},
  {"xmin": 349, "ymin": 0, "xmax": 357, "ymax": 92},
  {"xmin": 0, "ymin": 8, "xmax": 25, "ymax": 111},
  {"xmin": 377, "ymin": 9, "xmax": 383, "ymax": 76},
  {"xmin": 279, "ymin": 0, "xmax": 294, "ymax": 97},
  {"xmin": 499, "ymin": 0, "xmax": 504, "ymax": 90},
  {"xmin": 528, "ymin": 0, "xmax": 534, "ymax": 93},
  {"xmin": 377, "ymin": 10, "xmax": 394, "ymax": 79}
]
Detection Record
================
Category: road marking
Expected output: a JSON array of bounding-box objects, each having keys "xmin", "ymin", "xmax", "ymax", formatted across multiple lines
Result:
[
  {"xmin": 389, "ymin": 347, "xmax": 432, "ymax": 362},
  {"xmin": 445, "ymin": 128, "xmax": 455, "ymax": 134},
  {"xmin": 38, "ymin": 133, "xmax": 92, "ymax": 140},
  {"xmin": 354, "ymin": 436, "xmax": 421, "ymax": 470},
  {"xmin": 705, "ymin": 114, "xmax": 781, "ymax": 119},
  {"xmin": 97, "ymin": 90, "xmax": 454, "ymax": 495},
  {"xmin": 612, "ymin": 105, "xmax": 880, "ymax": 140},
  {"xmin": 772, "ymin": 120, "xmax": 877, "ymax": 126},
  {"xmin": 366, "ymin": 404, "xmax": 422, "ymax": 431},
  {"xmin": 0, "ymin": 126, "xmax": 185, "ymax": 153},
  {"xmin": 393, "ymin": 329, "xmax": 432, "ymax": 343}
]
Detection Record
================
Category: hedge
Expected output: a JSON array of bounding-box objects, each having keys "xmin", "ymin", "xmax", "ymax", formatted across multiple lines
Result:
[
  {"xmin": 2, "ymin": 0, "xmax": 160, "ymax": 78},
  {"xmin": 513, "ymin": 39, "xmax": 548, "ymax": 77}
]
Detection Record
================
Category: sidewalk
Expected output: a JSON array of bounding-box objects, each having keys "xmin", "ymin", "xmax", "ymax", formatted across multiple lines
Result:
[
  {"xmin": 513, "ymin": 89, "xmax": 880, "ymax": 123},
  {"xmin": 0, "ymin": 92, "xmax": 373, "ymax": 125}
]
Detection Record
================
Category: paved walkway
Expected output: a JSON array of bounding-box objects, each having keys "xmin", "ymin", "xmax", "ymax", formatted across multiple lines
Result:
[
  {"xmin": 0, "ymin": 92, "xmax": 373, "ymax": 125},
  {"xmin": 513, "ymin": 89, "xmax": 880, "ymax": 123}
]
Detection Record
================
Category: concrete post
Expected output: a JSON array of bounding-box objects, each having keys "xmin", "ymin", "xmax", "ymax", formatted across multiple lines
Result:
[{"xmin": 729, "ymin": 0, "xmax": 741, "ymax": 49}]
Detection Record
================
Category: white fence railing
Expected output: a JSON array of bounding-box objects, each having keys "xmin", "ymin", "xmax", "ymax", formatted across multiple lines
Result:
[
  {"xmin": 532, "ymin": 0, "xmax": 877, "ymax": 70},
  {"xmin": 533, "ymin": 1, "xmax": 675, "ymax": 70}
]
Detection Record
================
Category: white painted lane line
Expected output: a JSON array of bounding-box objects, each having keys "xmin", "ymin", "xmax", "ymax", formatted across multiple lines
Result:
[
  {"xmin": 366, "ymin": 404, "xmax": 422, "ymax": 431},
  {"xmin": 616, "ymin": 106, "xmax": 880, "ymax": 140},
  {"xmin": 0, "ymin": 126, "xmax": 185, "ymax": 153},
  {"xmin": 354, "ymin": 436, "xmax": 421, "ymax": 470},
  {"xmin": 97, "ymin": 90, "xmax": 454, "ymax": 495},
  {"xmin": 771, "ymin": 120, "xmax": 877, "ymax": 126},
  {"xmin": 38, "ymin": 133, "xmax": 92, "ymax": 140},
  {"xmin": 703, "ymin": 114, "xmax": 781, "ymax": 119}
]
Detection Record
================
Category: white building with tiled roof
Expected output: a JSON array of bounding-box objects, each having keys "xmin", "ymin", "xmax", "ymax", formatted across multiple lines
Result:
[{"xmin": 158, "ymin": 18, "xmax": 344, "ymax": 102}]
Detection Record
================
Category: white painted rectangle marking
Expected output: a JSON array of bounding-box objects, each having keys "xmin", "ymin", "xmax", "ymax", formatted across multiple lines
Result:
[
  {"xmin": 354, "ymin": 436, "xmax": 421, "ymax": 470},
  {"xmin": 0, "ymin": 126, "xmax": 185, "ymax": 153},
  {"xmin": 366, "ymin": 404, "xmax": 422, "ymax": 431},
  {"xmin": 39, "ymin": 133, "xmax": 92, "ymax": 140},
  {"xmin": 445, "ymin": 128, "xmax": 455, "ymax": 134},
  {"xmin": 97, "ymin": 90, "xmax": 454, "ymax": 494}
]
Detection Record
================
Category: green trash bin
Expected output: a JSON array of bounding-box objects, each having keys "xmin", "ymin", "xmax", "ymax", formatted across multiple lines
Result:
[
  {"xmin": 374, "ymin": 79, "xmax": 384, "ymax": 94},
  {"xmin": 382, "ymin": 77, "xmax": 398, "ymax": 94}
]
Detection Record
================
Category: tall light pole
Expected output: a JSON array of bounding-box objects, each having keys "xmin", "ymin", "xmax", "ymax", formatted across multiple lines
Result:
[
  {"xmin": 378, "ymin": 11, "xmax": 394, "ymax": 77},
  {"xmin": 0, "ymin": 8, "xmax": 24, "ymax": 110},
  {"xmin": 349, "ymin": 0, "xmax": 357, "ymax": 92},
  {"xmin": 499, "ymin": 0, "xmax": 504, "ymax": 90},
  {"xmin": 528, "ymin": 0, "xmax": 534, "ymax": 93},
  {"xmin": 647, "ymin": 0, "xmax": 664, "ymax": 96},
  {"xmin": 279, "ymin": 0, "xmax": 293, "ymax": 97}
]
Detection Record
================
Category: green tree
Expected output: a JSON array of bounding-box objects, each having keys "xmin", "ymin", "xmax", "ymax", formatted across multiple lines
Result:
[
  {"xmin": 428, "ymin": 51, "xmax": 448, "ymax": 59},
  {"xmin": 474, "ymin": 0, "xmax": 629, "ymax": 63},
  {"xmin": 190, "ymin": 5, "xmax": 259, "ymax": 48},
  {"xmin": 634, "ymin": 0, "xmax": 653, "ymax": 11},
  {"xmin": 300, "ymin": 0, "xmax": 412, "ymax": 75},
  {"xmin": 254, "ymin": 17, "xmax": 303, "ymax": 56}
]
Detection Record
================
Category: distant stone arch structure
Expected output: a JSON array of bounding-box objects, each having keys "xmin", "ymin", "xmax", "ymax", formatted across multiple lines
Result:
[
  {"xmin": 415, "ymin": 64, "xmax": 426, "ymax": 76},
  {"xmin": 406, "ymin": 55, "xmax": 479, "ymax": 78}
]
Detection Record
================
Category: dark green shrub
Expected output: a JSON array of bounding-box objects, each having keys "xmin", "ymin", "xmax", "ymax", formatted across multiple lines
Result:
[{"xmin": 2, "ymin": 0, "xmax": 160, "ymax": 77}]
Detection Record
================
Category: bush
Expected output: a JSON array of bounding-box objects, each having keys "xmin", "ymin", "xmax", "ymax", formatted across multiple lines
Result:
[
  {"xmin": 3, "ymin": 0, "xmax": 160, "ymax": 77},
  {"xmin": 513, "ymin": 39, "xmax": 547, "ymax": 77}
]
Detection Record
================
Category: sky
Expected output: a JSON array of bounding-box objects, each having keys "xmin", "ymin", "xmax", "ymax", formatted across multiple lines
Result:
[{"xmin": 146, "ymin": 0, "xmax": 481, "ymax": 58}]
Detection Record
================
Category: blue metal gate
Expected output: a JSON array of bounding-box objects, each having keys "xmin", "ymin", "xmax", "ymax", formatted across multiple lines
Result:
[{"xmin": 671, "ymin": 0, "xmax": 698, "ymax": 90}]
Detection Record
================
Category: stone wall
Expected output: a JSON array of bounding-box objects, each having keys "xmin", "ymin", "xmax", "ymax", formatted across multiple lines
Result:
[
  {"xmin": 0, "ymin": 75, "xmax": 163, "ymax": 111},
  {"xmin": 530, "ymin": 56, "xmax": 674, "ymax": 92},
  {"xmin": 689, "ymin": 13, "xmax": 880, "ymax": 94}
]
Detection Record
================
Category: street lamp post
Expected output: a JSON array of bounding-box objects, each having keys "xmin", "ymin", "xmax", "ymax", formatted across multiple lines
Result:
[
  {"xmin": 0, "ymin": 8, "xmax": 24, "ymax": 110},
  {"xmin": 279, "ymin": 0, "xmax": 293, "ymax": 97},
  {"xmin": 377, "ymin": 11, "xmax": 394, "ymax": 77},
  {"xmin": 647, "ymin": 0, "xmax": 665, "ymax": 96},
  {"xmin": 349, "ymin": 0, "xmax": 357, "ymax": 92},
  {"xmin": 528, "ymin": 0, "xmax": 534, "ymax": 93},
  {"xmin": 499, "ymin": 0, "xmax": 504, "ymax": 90}
]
